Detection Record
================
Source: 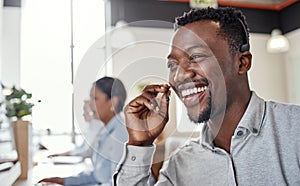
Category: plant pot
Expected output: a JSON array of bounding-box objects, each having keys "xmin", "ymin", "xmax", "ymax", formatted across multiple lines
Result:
[{"xmin": 12, "ymin": 119, "xmax": 32, "ymax": 179}]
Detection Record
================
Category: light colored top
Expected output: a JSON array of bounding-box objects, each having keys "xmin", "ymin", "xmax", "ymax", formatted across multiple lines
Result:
[
  {"xmin": 64, "ymin": 114, "xmax": 128, "ymax": 186},
  {"xmin": 69, "ymin": 119, "xmax": 103, "ymax": 158},
  {"xmin": 114, "ymin": 92, "xmax": 300, "ymax": 186}
]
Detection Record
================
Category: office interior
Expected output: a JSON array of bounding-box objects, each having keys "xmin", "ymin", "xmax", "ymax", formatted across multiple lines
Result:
[{"xmin": 0, "ymin": 0, "xmax": 300, "ymax": 185}]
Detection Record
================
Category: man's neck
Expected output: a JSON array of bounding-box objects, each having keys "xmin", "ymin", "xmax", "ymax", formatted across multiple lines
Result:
[{"xmin": 211, "ymin": 92, "xmax": 252, "ymax": 153}]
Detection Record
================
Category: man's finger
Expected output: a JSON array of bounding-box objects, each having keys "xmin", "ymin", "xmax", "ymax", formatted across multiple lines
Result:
[
  {"xmin": 127, "ymin": 96, "xmax": 155, "ymax": 113},
  {"xmin": 143, "ymin": 84, "xmax": 169, "ymax": 94},
  {"xmin": 158, "ymin": 89, "xmax": 171, "ymax": 116}
]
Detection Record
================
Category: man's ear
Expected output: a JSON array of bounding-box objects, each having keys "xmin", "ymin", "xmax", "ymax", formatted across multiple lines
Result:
[{"xmin": 238, "ymin": 52, "xmax": 252, "ymax": 75}]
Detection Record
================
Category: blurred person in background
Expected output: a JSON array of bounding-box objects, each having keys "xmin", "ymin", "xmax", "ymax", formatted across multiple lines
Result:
[
  {"xmin": 39, "ymin": 76, "xmax": 128, "ymax": 186},
  {"xmin": 48, "ymin": 100, "xmax": 103, "ymax": 159}
]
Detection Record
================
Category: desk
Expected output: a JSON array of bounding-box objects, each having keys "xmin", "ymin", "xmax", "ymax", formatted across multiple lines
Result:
[
  {"xmin": 0, "ymin": 161, "xmax": 21, "ymax": 186},
  {"xmin": 13, "ymin": 151, "xmax": 92, "ymax": 186}
]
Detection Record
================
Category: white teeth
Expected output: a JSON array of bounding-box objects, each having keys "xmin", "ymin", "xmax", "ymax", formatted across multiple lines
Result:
[{"xmin": 181, "ymin": 86, "xmax": 208, "ymax": 97}]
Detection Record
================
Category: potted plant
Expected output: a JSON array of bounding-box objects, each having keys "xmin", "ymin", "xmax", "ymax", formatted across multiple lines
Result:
[
  {"xmin": 4, "ymin": 86, "xmax": 34, "ymax": 120},
  {"xmin": 2, "ymin": 85, "xmax": 34, "ymax": 179}
]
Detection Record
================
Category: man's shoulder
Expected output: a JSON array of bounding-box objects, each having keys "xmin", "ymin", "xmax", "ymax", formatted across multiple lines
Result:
[
  {"xmin": 266, "ymin": 100, "xmax": 300, "ymax": 117},
  {"xmin": 269, "ymin": 100, "xmax": 300, "ymax": 108},
  {"xmin": 264, "ymin": 100, "xmax": 300, "ymax": 135},
  {"xmin": 251, "ymin": 92, "xmax": 300, "ymax": 114}
]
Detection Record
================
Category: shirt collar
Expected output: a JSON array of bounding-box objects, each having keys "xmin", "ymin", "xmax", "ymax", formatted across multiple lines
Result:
[
  {"xmin": 237, "ymin": 91, "xmax": 265, "ymax": 136},
  {"xmin": 200, "ymin": 123, "xmax": 215, "ymax": 150},
  {"xmin": 201, "ymin": 91, "xmax": 266, "ymax": 149},
  {"xmin": 104, "ymin": 113, "xmax": 124, "ymax": 134}
]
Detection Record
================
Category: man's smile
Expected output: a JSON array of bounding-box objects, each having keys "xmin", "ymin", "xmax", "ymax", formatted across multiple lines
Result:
[
  {"xmin": 175, "ymin": 79, "xmax": 209, "ymax": 107},
  {"xmin": 181, "ymin": 86, "xmax": 208, "ymax": 98}
]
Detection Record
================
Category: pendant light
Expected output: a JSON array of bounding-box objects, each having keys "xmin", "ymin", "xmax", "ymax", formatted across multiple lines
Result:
[{"xmin": 267, "ymin": 29, "xmax": 290, "ymax": 53}]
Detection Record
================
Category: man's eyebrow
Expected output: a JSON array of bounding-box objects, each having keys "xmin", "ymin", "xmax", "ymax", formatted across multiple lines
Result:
[
  {"xmin": 187, "ymin": 44, "xmax": 209, "ymax": 52},
  {"xmin": 166, "ymin": 44, "xmax": 209, "ymax": 60},
  {"xmin": 167, "ymin": 44, "xmax": 210, "ymax": 59}
]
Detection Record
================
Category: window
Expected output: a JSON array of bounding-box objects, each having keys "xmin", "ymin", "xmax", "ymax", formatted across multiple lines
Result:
[{"xmin": 21, "ymin": 0, "xmax": 105, "ymax": 133}]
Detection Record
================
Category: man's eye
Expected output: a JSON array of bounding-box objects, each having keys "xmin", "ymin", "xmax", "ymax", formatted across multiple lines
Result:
[
  {"xmin": 189, "ymin": 54, "xmax": 207, "ymax": 61},
  {"xmin": 167, "ymin": 62, "xmax": 177, "ymax": 70}
]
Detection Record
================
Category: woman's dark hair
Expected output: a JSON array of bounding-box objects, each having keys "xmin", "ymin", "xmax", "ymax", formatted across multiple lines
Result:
[
  {"xmin": 174, "ymin": 7, "xmax": 250, "ymax": 54},
  {"xmin": 94, "ymin": 76, "xmax": 127, "ymax": 113}
]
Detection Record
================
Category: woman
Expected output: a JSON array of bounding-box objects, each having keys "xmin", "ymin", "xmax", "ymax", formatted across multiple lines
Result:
[
  {"xmin": 39, "ymin": 76, "xmax": 128, "ymax": 185},
  {"xmin": 48, "ymin": 100, "xmax": 103, "ymax": 159}
]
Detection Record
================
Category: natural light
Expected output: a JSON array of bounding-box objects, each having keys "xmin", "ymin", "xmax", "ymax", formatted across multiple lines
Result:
[{"xmin": 20, "ymin": 0, "xmax": 105, "ymax": 133}]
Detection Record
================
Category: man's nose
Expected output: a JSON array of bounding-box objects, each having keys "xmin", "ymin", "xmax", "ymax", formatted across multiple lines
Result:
[{"xmin": 174, "ymin": 63, "xmax": 195, "ymax": 82}]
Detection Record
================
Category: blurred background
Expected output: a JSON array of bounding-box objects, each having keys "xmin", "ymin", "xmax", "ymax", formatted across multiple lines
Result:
[{"xmin": 1, "ymin": 0, "xmax": 300, "ymax": 184}]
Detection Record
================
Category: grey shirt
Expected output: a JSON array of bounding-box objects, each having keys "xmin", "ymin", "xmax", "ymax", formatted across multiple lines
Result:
[{"xmin": 114, "ymin": 92, "xmax": 300, "ymax": 186}]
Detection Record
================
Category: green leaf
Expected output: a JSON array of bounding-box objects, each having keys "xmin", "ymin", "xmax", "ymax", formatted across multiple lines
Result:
[{"xmin": 4, "ymin": 85, "xmax": 34, "ymax": 119}]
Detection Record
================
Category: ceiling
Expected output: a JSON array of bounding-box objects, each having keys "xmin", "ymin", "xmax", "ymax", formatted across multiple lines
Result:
[
  {"xmin": 166, "ymin": 0, "xmax": 299, "ymax": 10},
  {"xmin": 111, "ymin": 0, "xmax": 300, "ymax": 33},
  {"xmin": 218, "ymin": 0, "xmax": 298, "ymax": 10}
]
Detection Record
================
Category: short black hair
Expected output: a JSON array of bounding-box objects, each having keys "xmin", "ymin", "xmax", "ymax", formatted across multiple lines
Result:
[
  {"xmin": 94, "ymin": 76, "xmax": 127, "ymax": 113},
  {"xmin": 174, "ymin": 7, "xmax": 250, "ymax": 54}
]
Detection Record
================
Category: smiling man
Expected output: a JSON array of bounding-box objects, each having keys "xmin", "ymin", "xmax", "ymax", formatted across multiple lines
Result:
[{"xmin": 113, "ymin": 7, "xmax": 300, "ymax": 185}]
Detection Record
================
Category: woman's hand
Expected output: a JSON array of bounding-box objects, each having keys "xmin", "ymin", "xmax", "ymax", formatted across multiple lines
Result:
[
  {"xmin": 125, "ymin": 84, "xmax": 170, "ymax": 146},
  {"xmin": 83, "ymin": 100, "xmax": 96, "ymax": 122},
  {"xmin": 47, "ymin": 152, "xmax": 70, "ymax": 158},
  {"xmin": 38, "ymin": 177, "xmax": 64, "ymax": 185}
]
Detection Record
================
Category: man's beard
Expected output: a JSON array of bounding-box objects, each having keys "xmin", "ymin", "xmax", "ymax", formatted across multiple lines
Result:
[{"xmin": 188, "ymin": 93, "xmax": 212, "ymax": 124}]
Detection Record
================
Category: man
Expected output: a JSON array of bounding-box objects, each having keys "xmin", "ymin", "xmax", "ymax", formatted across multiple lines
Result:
[{"xmin": 114, "ymin": 7, "xmax": 300, "ymax": 185}]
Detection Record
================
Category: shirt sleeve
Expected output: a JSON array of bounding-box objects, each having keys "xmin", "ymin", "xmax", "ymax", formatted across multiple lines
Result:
[
  {"xmin": 69, "ymin": 120, "xmax": 103, "ymax": 158},
  {"xmin": 69, "ymin": 141, "xmax": 93, "ymax": 158},
  {"xmin": 63, "ymin": 171, "xmax": 99, "ymax": 186},
  {"xmin": 112, "ymin": 143, "xmax": 156, "ymax": 186}
]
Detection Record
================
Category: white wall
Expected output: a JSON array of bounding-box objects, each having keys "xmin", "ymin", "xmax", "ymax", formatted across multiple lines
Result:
[
  {"xmin": 249, "ymin": 33, "xmax": 288, "ymax": 103},
  {"xmin": 285, "ymin": 28, "xmax": 300, "ymax": 105},
  {"xmin": 112, "ymin": 26, "xmax": 173, "ymax": 101}
]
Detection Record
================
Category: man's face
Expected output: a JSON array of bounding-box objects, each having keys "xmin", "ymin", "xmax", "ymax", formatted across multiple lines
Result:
[{"xmin": 168, "ymin": 20, "xmax": 234, "ymax": 123}]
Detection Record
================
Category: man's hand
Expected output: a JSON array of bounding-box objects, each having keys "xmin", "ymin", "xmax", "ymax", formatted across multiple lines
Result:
[
  {"xmin": 125, "ymin": 84, "xmax": 170, "ymax": 146},
  {"xmin": 38, "ymin": 177, "xmax": 64, "ymax": 185}
]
